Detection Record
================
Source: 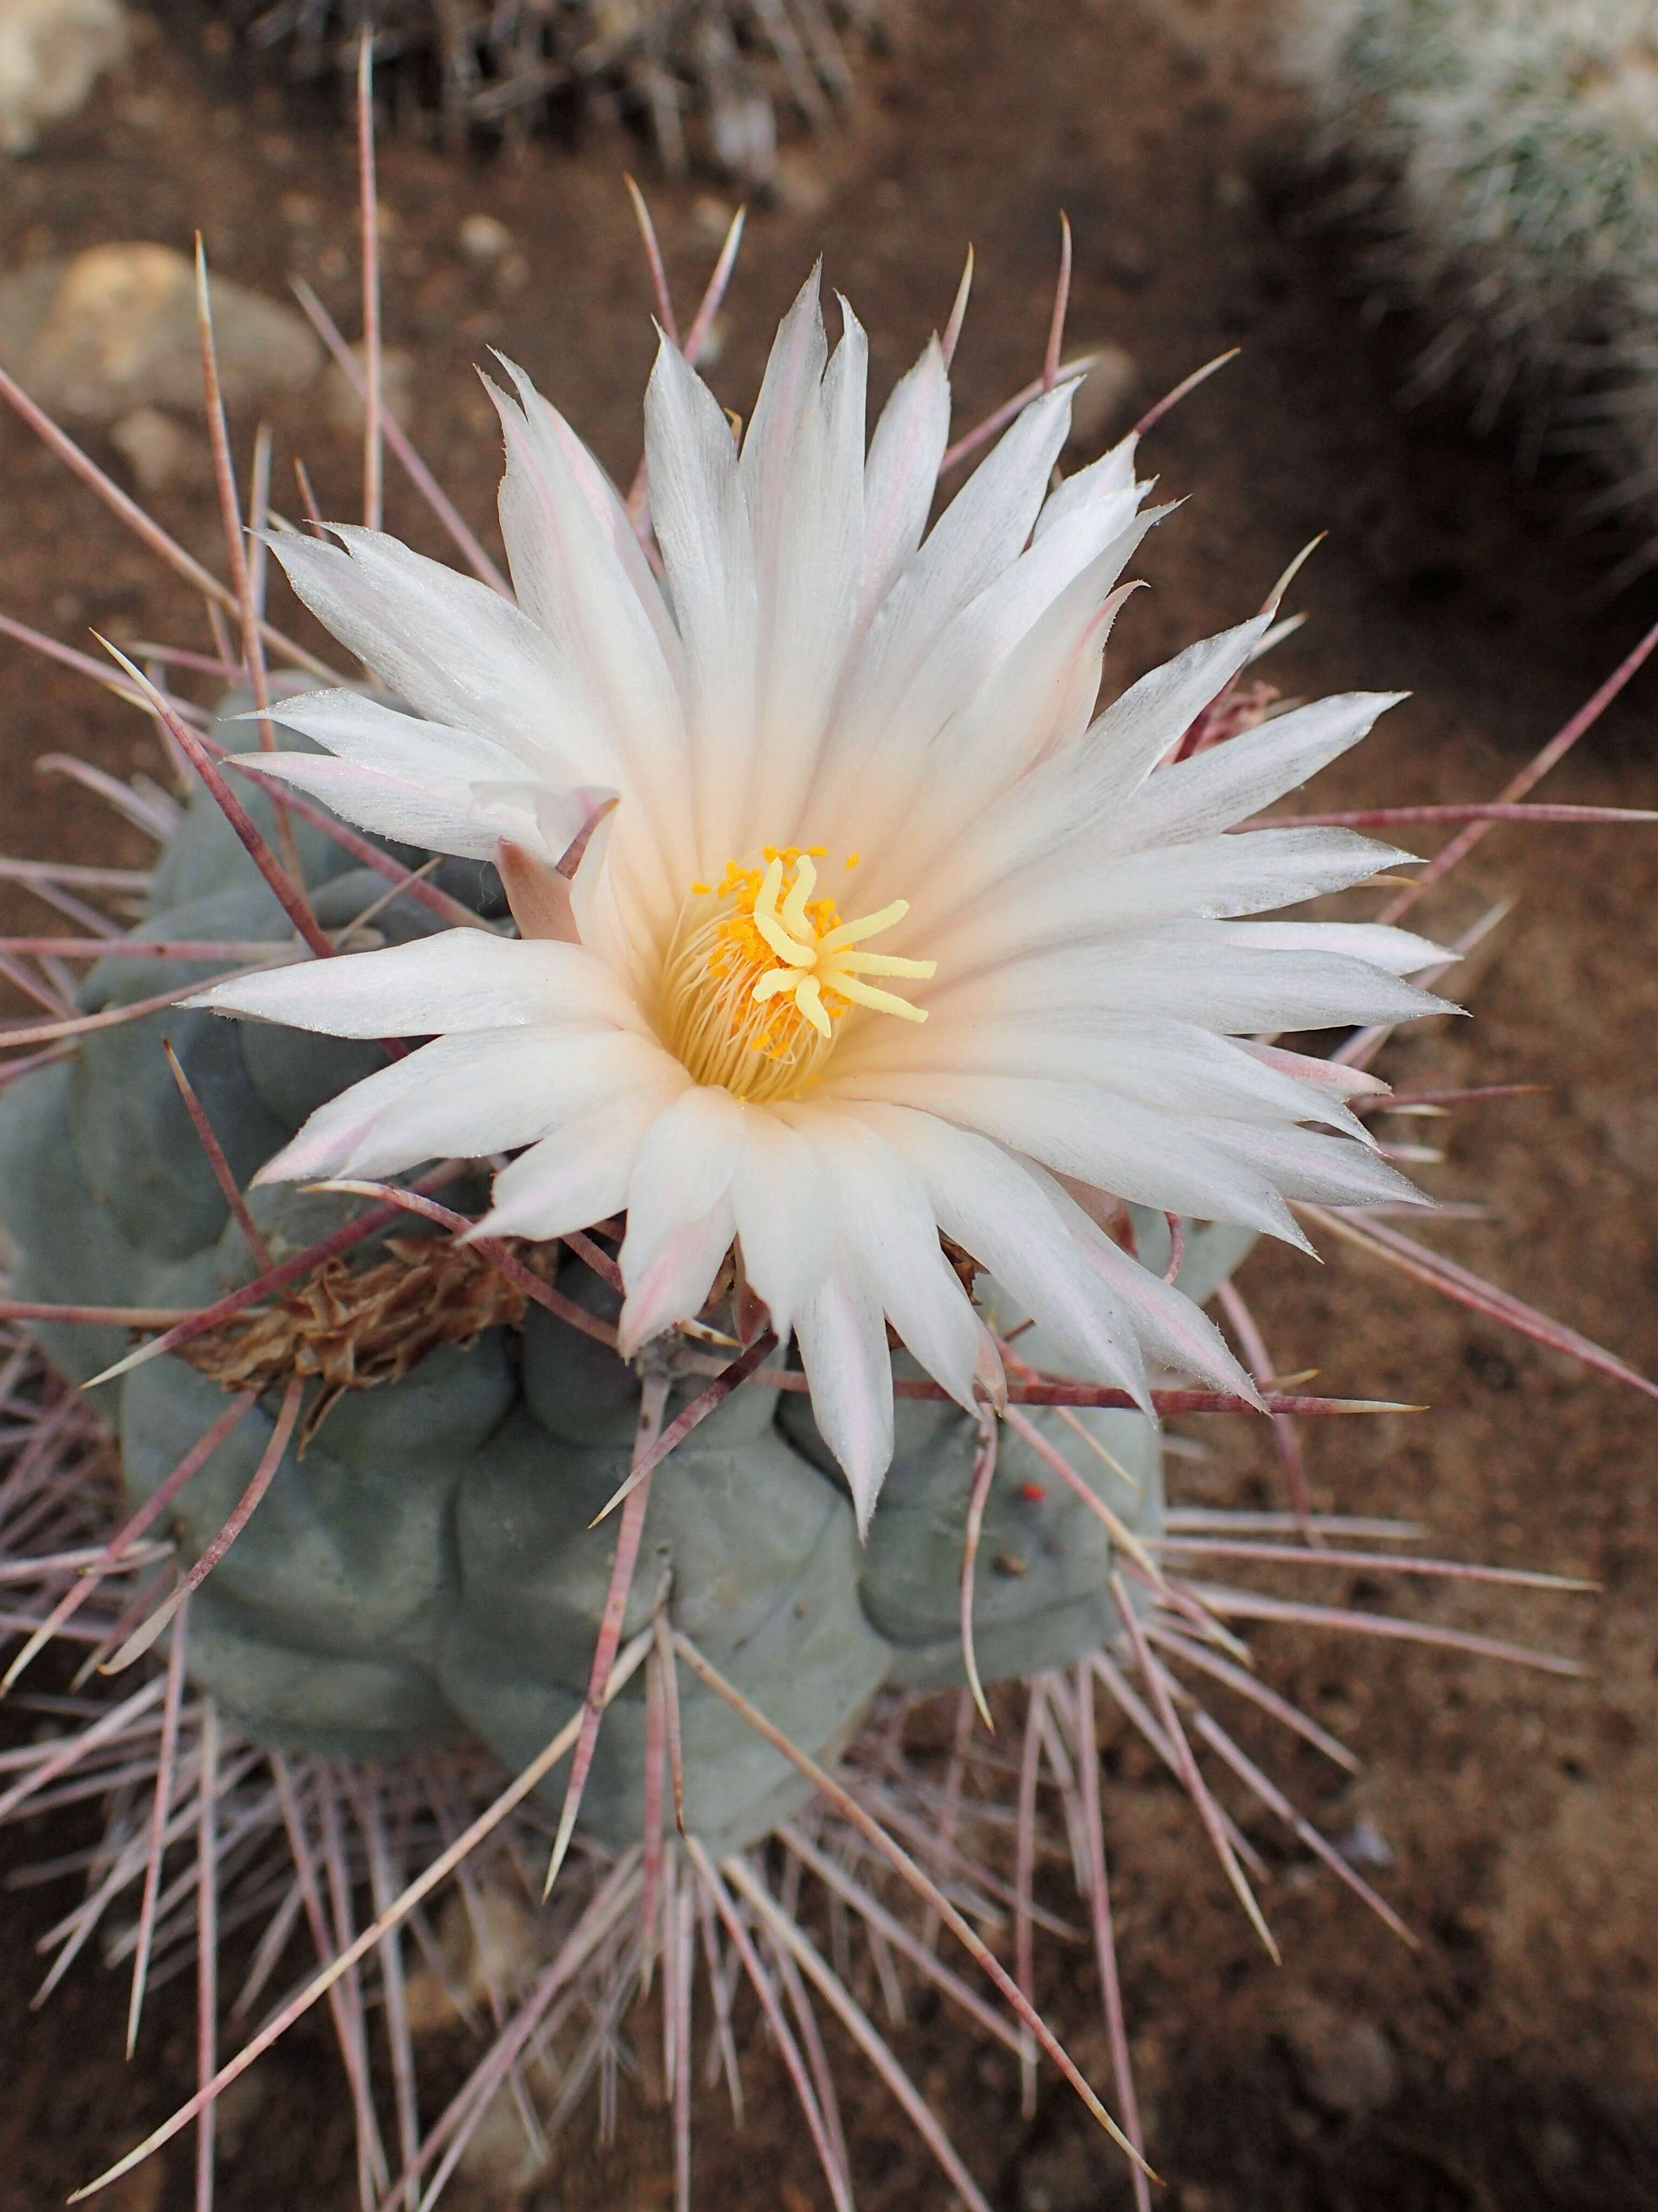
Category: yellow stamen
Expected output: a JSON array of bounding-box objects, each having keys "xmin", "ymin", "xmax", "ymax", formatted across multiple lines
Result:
[{"xmin": 658, "ymin": 842, "xmax": 936, "ymax": 1101}]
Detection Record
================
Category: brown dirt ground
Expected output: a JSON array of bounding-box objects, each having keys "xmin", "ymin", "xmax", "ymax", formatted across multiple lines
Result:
[{"xmin": 3, "ymin": 1, "xmax": 1657, "ymax": 2207}]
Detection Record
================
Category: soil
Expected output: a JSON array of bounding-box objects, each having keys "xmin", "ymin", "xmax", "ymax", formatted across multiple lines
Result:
[{"xmin": 3, "ymin": 2, "xmax": 1657, "ymax": 2209}]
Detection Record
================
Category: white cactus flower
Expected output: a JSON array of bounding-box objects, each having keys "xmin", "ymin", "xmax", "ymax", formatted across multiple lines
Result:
[{"xmin": 193, "ymin": 270, "xmax": 1446, "ymax": 1519}]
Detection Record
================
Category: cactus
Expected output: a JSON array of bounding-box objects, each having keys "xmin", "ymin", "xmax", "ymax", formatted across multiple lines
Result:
[
  {"xmin": 1289, "ymin": 0, "xmax": 1658, "ymax": 576},
  {"xmin": 0, "ymin": 695, "xmax": 1215, "ymax": 1860},
  {"xmin": 210, "ymin": 0, "xmax": 883, "ymax": 179},
  {"xmin": 0, "ymin": 189, "xmax": 1646, "ymax": 2209}
]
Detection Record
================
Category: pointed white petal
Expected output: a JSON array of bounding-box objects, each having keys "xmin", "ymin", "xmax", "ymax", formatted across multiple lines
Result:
[
  {"xmin": 860, "ymin": 336, "xmax": 950, "ymax": 617},
  {"xmin": 833, "ymin": 1015, "xmax": 1374, "ymax": 1141},
  {"xmin": 727, "ymin": 1110, "xmax": 836, "ymax": 1344},
  {"xmin": 488, "ymin": 371, "xmax": 691, "ymax": 904},
  {"xmin": 783, "ymin": 1105, "xmax": 995, "ymax": 1414},
  {"xmin": 738, "ymin": 265, "xmax": 828, "ymax": 538},
  {"xmin": 1196, "ymin": 1120, "xmax": 1430, "ymax": 1211},
  {"xmin": 917, "ymin": 929, "xmax": 1458, "ymax": 1032},
  {"xmin": 258, "ymin": 689, "xmax": 530, "ymax": 782},
  {"xmin": 1226, "ymin": 920, "xmax": 1450, "ymax": 974},
  {"xmin": 794, "ymin": 1264, "xmax": 895, "ymax": 1530},
  {"xmin": 1121, "ymin": 691, "xmax": 1409, "ymax": 844},
  {"xmin": 257, "ymin": 1027, "xmax": 674, "ymax": 1186},
  {"xmin": 270, "ymin": 528, "xmax": 611, "ymax": 782},
  {"xmin": 191, "ymin": 931, "xmax": 640, "ymax": 1039},
  {"xmin": 477, "ymin": 1079, "xmax": 685, "ymax": 1242},
  {"xmin": 849, "ymin": 1103, "xmax": 1153, "ymax": 1405},
  {"xmin": 1033, "ymin": 432, "xmax": 1141, "ymax": 539},
  {"xmin": 1238, "ymin": 1042, "xmax": 1390, "ymax": 1098},
  {"xmin": 643, "ymin": 338, "xmax": 758, "ymax": 865},
  {"xmin": 1028, "ymin": 1171, "xmax": 1259, "ymax": 1400},
  {"xmin": 342, "ymin": 1029, "xmax": 662, "ymax": 1180},
  {"xmin": 818, "ymin": 384, "xmax": 1077, "ymax": 821},
  {"xmin": 902, "ymin": 613, "xmax": 1274, "ymax": 917},
  {"xmin": 1077, "ymin": 613, "xmax": 1274, "ymax": 815},
  {"xmin": 831, "ymin": 1073, "xmax": 1312, "ymax": 1249},
  {"xmin": 913, "ymin": 824, "xmax": 1415, "ymax": 971},
  {"xmin": 617, "ymin": 1085, "xmax": 748, "ymax": 1351},
  {"xmin": 493, "ymin": 356, "xmax": 684, "ymax": 674},
  {"xmin": 228, "ymin": 749, "xmax": 591, "ymax": 866},
  {"xmin": 745, "ymin": 296, "xmax": 867, "ymax": 836}
]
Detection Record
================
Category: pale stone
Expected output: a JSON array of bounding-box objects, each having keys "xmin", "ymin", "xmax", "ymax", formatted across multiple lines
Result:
[
  {"xmin": 0, "ymin": 0, "xmax": 127, "ymax": 155},
  {"xmin": 1066, "ymin": 342, "xmax": 1139, "ymax": 449},
  {"xmin": 1279, "ymin": 1993, "xmax": 1400, "ymax": 2117},
  {"xmin": 109, "ymin": 402, "xmax": 189, "ymax": 491},
  {"xmin": 0, "ymin": 242, "xmax": 321, "ymax": 422},
  {"xmin": 323, "ymin": 341, "xmax": 415, "ymax": 433},
  {"xmin": 450, "ymin": 2082, "xmax": 552, "ymax": 2207},
  {"xmin": 457, "ymin": 212, "xmax": 512, "ymax": 265}
]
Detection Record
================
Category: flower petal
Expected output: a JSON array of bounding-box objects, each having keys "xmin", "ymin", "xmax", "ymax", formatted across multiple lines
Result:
[
  {"xmin": 835, "ymin": 1072, "xmax": 1313, "ymax": 1249},
  {"xmin": 231, "ymin": 749, "xmax": 596, "ymax": 867},
  {"xmin": 783, "ymin": 1105, "xmax": 998, "ymax": 1415},
  {"xmin": 848, "ymin": 1103, "xmax": 1153, "ymax": 1405},
  {"xmin": 488, "ymin": 367, "xmax": 692, "ymax": 910},
  {"xmin": 1121, "ymin": 690, "xmax": 1409, "ymax": 845},
  {"xmin": 860, "ymin": 335, "xmax": 950, "ymax": 618},
  {"xmin": 643, "ymin": 337, "xmax": 759, "ymax": 867},
  {"xmin": 890, "ymin": 825, "xmax": 1418, "ymax": 981},
  {"xmin": 270, "ymin": 527, "xmax": 612, "ymax": 782},
  {"xmin": 913, "ymin": 928, "xmax": 1456, "ymax": 1032},
  {"xmin": 476, "ymin": 1078, "xmax": 686, "ymax": 1242},
  {"xmin": 617, "ymin": 1085, "xmax": 749, "ymax": 1352},
  {"xmin": 248, "ymin": 1026, "xmax": 647, "ymax": 1185},
  {"xmin": 727, "ymin": 1110, "xmax": 837, "ymax": 1344},
  {"xmin": 190, "ymin": 930, "xmax": 640, "ymax": 1039},
  {"xmin": 794, "ymin": 1262, "xmax": 895, "ymax": 1531},
  {"xmin": 492, "ymin": 355, "xmax": 684, "ymax": 674}
]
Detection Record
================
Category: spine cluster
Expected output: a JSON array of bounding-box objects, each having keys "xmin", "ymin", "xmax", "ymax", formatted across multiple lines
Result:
[
  {"xmin": 1291, "ymin": 0, "xmax": 1658, "ymax": 576},
  {"xmin": 217, "ymin": 0, "xmax": 880, "ymax": 179}
]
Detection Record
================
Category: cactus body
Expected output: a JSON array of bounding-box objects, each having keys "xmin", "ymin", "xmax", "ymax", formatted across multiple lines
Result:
[
  {"xmin": 211, "ymin": 0, "xmax": 880, "ymax": 182},
  {"xmin": 1292, "ymin": 0, "xmax": 1658, "ymax": 564},
  {"xmin": 0, "ymin": 702, "xmax": 1251, "ymax": 1854}
]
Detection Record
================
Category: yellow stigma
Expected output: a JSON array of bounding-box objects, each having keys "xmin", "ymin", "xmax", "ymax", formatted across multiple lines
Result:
[{"xmin": 660, "ymin": 845, "xmax": 935, "ymax": 1102}]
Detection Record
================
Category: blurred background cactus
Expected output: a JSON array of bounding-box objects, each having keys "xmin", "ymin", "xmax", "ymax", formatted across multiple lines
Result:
[
  {"xmin": 1290, "ymin": 0, "xmax": 1658, "ymax": 581},
  {"xmin": 195, "ymin": 0, "xmax": 884, "ymax": 178}
]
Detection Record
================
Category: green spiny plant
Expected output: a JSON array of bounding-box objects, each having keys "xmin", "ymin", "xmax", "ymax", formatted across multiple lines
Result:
[
  {"xmin": 0, "ymin": 129, "xmax": 1654, "ymax": 2212},
  {"xmin": 1290, "ymin": 0, "xmax": 1658, "ymax": 582}
]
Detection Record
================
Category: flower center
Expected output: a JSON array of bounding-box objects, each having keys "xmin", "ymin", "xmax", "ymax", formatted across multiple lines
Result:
[{"xmin": 660, "ymin": 845, "xmax": 936, "ymax": 1102}]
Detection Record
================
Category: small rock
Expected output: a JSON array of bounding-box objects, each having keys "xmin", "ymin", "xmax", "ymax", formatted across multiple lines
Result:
[
  {"xmin": 109, "ymin": 402, "xmax": 190, "ymax": 491},
  {"xmin": 692, "ymin": 312, "xmax": 727, "ymax": 368},
  {"xmin": 1338, "ymin": 1814, "xmax": 1394, "ymax": 1871},
  {"xmin": 691, "ymin": 193, "xmax": 737, "ymax": 246},
  {"xmin": 771, "ymin": 149, "xmax": 831, "ymax": 216},
  {"xmin": 451, "ymin": 2082, "xmax": 551, "ymax": 2207},
  {"xmin": 0, "ymin": 241, "xmax": 320, "ymax": 421},
  {"xmin": 323, "ymin": 341, "xmax": 415, "ymax": 434},
  {"xmin": 457, "ymin": 211, "xmax": 512, "ymax": 265},
  {"xmin": 404, "ymin": 1882, "xmax": 537, "ymax": 2036},
  {"xmin": 707, "ymin": 87, "xmax": 774, "ymax": 181},
  {"xmin": 0, "ymin": 0, "xmax": 127, "ymax": 154},
  {"xmin": 1213, "ymin": 165, "xmax": 1252, "ymax": 211},
  {"xmin": 1280, "ymin": 1994, "xmax": 1399, "ymax": 2118},
  {"xmin": 1066, "ymin": 342, "xmax": 1138, "ymax": 449}
]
